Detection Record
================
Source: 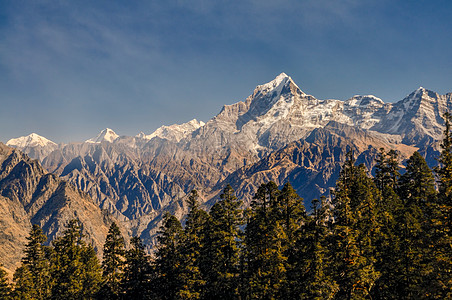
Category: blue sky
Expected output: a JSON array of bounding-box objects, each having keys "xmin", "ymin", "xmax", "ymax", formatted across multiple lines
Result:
[{"xmin": 1, "ymin": 0, "xmax": 451, "ymax": 143}]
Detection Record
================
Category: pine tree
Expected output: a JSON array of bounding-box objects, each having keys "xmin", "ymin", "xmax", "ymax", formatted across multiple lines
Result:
[
  {"xmin": 0, "ymin": 264, "xmax": 12, "ymax": 300},
  {"xmin": 202, "ymin": 184, "xmax": 243, "ymax": 300},
  {"xmin": 13, "ymin": 224, "xmax": 52, "ymax": 300},
  {"xmin": 276, "ymin": 182, "xmax": 306, "ymax": 249},
  {"xmin": 80, "ymin": 244, "xmax": 102, "ymax": 299},
  {"xmin": 372, "ymin": 148, "xmax": 403, "ymax": 299},
  {"xmin": 122, "ymin": 236, "xmax": 151, "ymax": 299},
  {"xmin": 393, "ymin": 151, "xmax": 436, "ymax": 299},
  {"xmin": 275, "ymin": 182, "xmax": 307, "ymax": 298},
  {"xmin": 291, "ymin": 197, "xmax": 337, "ymax": 299},
  {"xmin": 431, "ymin": 112, "xmax": 452, "ymax": 298},
  {"xmin": 51, "ymin": 219, "xmax": 101, "ymax": 300},
  {"xmin": 331, "ymin": 152, "xmax": 380, "ymax": 299},
  {"xmin": 374, "ymin": 148, "xmax": 400, "ymax": 191},
  {"xmin": 178, "ymin": 189, "xmax": 209, "ymax": 299},
  {"xmin": 99, "ymin": 222, "xmax": 126, "ymax": 300},
  {"xmin": 245, "ymin": 181, "xmax": 286, "ymax": 299},
  {"xmin": 154, "ymin": 212, "xmax": 185, "ymax": 300}
]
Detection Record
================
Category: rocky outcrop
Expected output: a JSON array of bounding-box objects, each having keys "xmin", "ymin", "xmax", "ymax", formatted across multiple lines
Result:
[
  {"xmin": 0, "ymin": 143, "xmax": 123, "ymax": 275},
  {"xmin": 216, "ymin": 122, "xmax": 418, "ymax": 206}
]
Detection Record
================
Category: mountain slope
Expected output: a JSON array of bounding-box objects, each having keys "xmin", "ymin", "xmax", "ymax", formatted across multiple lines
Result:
[
  {"xmin": 0, "ymin": 143, "xmax": 122, "ymax": 275},
  {"xmin": 216, "ymin": 122, "xmax": 418, "ymax": 206},
  {"xmin": 5, "ymin": 73, "xmax": 451, "ymax": 250},
  {"xmin": 6, "ymin": 133, "xmax": 58, "ymax": 161},
  {"xmin": 372, "ymin": 87, "xmax": 452, "ymax": 145},
  {"xmin": 86, "ymin": 128, "xmax": 120, "ymax": 143}
]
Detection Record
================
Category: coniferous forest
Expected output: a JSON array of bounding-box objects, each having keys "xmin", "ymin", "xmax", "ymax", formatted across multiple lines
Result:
[{"xmin": 1, "ymin": 116, "xmax": 452, "ymax": 300}]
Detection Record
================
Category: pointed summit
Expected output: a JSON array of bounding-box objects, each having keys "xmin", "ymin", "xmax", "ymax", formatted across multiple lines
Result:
[
  {"xmin": 256, "ymin": 73, "xmax": 289, "ymax": 92},
  {"xmin": 252, "ymin": 72, "xmax": 305, "ymax": 99},
  {"xmin": 86, "ymin": 128, "xmax": 119, "ymax": 143},
  {"xmin": 7, "ymin": 133, "xmax": 57, "ymax": 148}
]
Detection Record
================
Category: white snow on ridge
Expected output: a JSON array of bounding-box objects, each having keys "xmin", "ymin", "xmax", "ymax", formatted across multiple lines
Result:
[
  {"xmin": 138, "ymin": 119, "xmax": 205, "ymax": 142},
  {"xmin": 86, "ymin": 128, "xmax": 119, "ymax": 143},
  {"xmin": 7, "ymin": 133, "xmax": 57, "ymax": 148}
]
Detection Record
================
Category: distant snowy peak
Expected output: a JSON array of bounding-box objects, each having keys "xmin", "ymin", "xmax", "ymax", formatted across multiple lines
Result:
[
  {"xmin": 345, "ymin": 95, "xmax": 384, "ymax": 107},
  {"xmin": 140, "ymin": 119, "xmax": 205, "ymax": 142},
  {"xmin": 7, "ymin": 133, "xmax": 57, "ymax": 148},
  {"xmin": 86, "ymin": 128, "xmax": 119, "ymax": 143}
]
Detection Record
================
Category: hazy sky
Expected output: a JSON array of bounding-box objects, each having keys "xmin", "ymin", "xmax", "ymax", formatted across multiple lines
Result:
[{"xmin": 1, "ymin": 0, "xmax": 451, "ymax": 143}]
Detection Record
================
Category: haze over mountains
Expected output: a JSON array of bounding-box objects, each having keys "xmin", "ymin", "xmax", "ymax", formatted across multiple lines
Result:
[{"xmin": 2, "ymin": 73, "xmax": 451, "ymax": 273}]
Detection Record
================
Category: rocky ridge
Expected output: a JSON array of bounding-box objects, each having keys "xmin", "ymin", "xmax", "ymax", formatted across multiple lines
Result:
[
  {"xmin": 4, "ymin": 73, "xmax": 452, "ymax": 248},
  {"xmin": 0, "ymin": 143, "xmax": 123, "ymax": 275}
]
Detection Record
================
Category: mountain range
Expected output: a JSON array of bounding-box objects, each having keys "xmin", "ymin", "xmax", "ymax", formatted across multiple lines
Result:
[{"xmin": 2, "ymin": 73, "xmax": 451, "ymax": 274}]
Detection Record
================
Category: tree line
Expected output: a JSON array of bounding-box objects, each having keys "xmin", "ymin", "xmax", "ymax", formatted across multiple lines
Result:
[{"xmin": 2, "ymin": 115, "xmax": 452, "ymax": 299}]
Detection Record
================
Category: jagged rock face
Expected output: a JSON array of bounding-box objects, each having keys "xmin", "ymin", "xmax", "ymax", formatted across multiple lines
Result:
[
  {"xmin": 5, "ymin": 73, "xmax": 451, "ymax": 253},
  {"xmin": 217, "ymin": 122, "xmax": 419, "ymax": 206},
  {"xmin": 372, "ymin": 88, "xmax": 452, "ymax": 146},
  {"xmin": 41, "ymin": 141, "xmax": 189, "ymax": 221},
  {"xmin": 0, "ymin": 143, "xmax": 121, "ymax": 275}
]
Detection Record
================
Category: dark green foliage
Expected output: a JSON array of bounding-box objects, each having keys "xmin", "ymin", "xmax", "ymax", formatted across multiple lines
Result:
[
  {"xmin": 290, "ymin": 197, "xmax": 337, "ymax": 299},
  {"xmin": 393, "ymin": 151, "xmax": 437, "ymax": 298},
  {"xmin": 13, "ymin": 224, "xmax": 52, "ymax": 300},
  {"xmin": 432, "ymin": 112, "xmax": 452, "ymax": 298},
  {"xmin": 178, "ymin": 189, "xmax": 209, "ymax": 299},
  {"xmin": 51, "ymin": 219, "xmax": 102, "ymax": 300},
  {"xmin": 99, "ymin": 222, "xmax": 126, "ymax": 299},
  {"xmin": 244, "ymin": 181, "xmax": 287, "ymax": 299},
  {"xmin": 331, "ymin": 152, "xmax": 380, "ymax": 299},
  {"xmin": 202, "ymin": 184, "xmax": 243, "ymax": 299},
  {"xmin": 80, "ymin": 244, "xmax": 102, "ymax": 299},
  {"xmin": 154, "ymin": 212, "xmax": 185, "ymax": 300},
  {"xmin": 121, "ymin": 236, "xmax": 151, "ymax": 299},
  {"xmin": 0, "ymin": 264, "xmax": 12, "ymax": 300}
]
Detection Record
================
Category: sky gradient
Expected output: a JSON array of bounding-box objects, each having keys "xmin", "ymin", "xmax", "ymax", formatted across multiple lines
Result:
[{"xmin": 1, "ymin": 0, "xmax": 452, "ymax": 143}]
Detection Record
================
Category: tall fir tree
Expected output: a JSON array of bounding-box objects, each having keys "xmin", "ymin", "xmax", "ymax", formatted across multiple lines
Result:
[
  {"xmin": 99, "ymin": 222, "xmax": 126, "ymax": 300},
  {"xmin": 202, "ymin": 184, "xmax": 243, "ymax": 300},
  {"xmin": 121, "ymin": 236, "xmax": 151, "ymax": 299},
  {"xmin": 275, "ymin": 182, "xmax": 307, "ymax": 298},
  {"xmin": 290, "ymin": 196, "xmax": 338, "ymax": 299},
  {"xmin": 153, "ymin": 212, "xmax": 185, "ymax": 300},
  {"xmin": 331, "ymin": 152, "xmax": 380, "ymax": 299},
  {"xmin": 51, "ymin": 219, "xmax": 101, "ymax": 300},
  {"xmin": 178, "ymin": 189, "xmax": 209, "ymax": 299},
  {"xmin": 80, "ymin": 244, "xmax": 102, "ymax": 298},
  {"xmin": 245, "ymin": 181, "xmax": 287, "ymax": 299},
  {"xmin": 372, "ymin": 148, "xmax": 403, "ymax": 299},
  {"xmin": 432, "ymin": 112, "xmax": 452, "ymax": 298},
  {"xmin": 396, "ymin": 151, "xmax": 437, "ymax": 299},
  {"xmin": 13, "ymin": 224, "xmax": 52, "ymax": 300}
]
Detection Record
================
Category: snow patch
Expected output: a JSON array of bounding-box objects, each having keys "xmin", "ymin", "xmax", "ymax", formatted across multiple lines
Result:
[
  {"xmin": 7, "ymin": 133, "xmax": 57, "ymax": 148},
  {"xmin": 140, "ymin": 119, "xmax": 205, "ymax": 142},
  {"xmin": 86, "ymin": 128, "xmax": 119, "ymax": 143}
]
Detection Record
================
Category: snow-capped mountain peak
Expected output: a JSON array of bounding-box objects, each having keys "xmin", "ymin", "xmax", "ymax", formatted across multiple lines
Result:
[
  {"xmin": 140, "ymin": 119, "xmax": 205, "ymax": 142},
  {"xmin": 253, "ymin": 72, "xmax": 304, "ymax": 98},
  {"xmin": 7, "ymin": 133, "xmax": 57, "ymax": 148},
  {"xmin": 86, "ymin": 128, "xmax": 119, "ymax": 143},
  {"xmin": 257, "ymin": 72, "xmax": 289, "ymax": 90}
]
